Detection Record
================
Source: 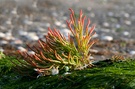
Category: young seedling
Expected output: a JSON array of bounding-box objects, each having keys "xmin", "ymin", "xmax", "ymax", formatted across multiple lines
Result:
[{"xmin": 12, "ymin": 8, "xmax": 97, "ymax": 77}]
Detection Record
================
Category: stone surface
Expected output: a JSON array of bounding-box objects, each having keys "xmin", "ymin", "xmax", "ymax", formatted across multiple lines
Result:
[
  {"xmin": 0, "ymin": 0, "xmax": 135, "ymax": 59},
  {"xmin": 101, "ymin": 36, "xmax": 113, "ymax": 41}
]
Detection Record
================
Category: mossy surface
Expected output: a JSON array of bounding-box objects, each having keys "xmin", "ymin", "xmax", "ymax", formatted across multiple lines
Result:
[{"xmin": 1, "ymin": 56, "xmax": 135, "ymax": 89}]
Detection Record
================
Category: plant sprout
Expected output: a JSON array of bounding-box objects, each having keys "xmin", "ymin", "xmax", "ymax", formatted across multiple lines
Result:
[{"xmin": 11, "ymin": 8, "xmax": 97, "ymax": 77}]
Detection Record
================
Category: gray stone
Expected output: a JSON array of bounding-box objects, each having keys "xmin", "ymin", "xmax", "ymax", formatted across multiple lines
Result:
[
  {"xmin": 101, "ymin": 36, "xmax": 113, "ymax": 41},
  {"xmin": 17, "ymin": 46, "xmax": 27, "ymax": 52},
  {"xmin": 0, "ymin": 32, "xmax": 5, "ymax": 38},
  {"xmin": 0, "ymin": 40, "xmax": 8, "ymax": 45},
  {"xmin": 129, "ymin": 51, "xmax": 135, "ymax": 55},
  {"xmin": 123, "ymin": 31, "xmax": 130, "ymax": 36}
]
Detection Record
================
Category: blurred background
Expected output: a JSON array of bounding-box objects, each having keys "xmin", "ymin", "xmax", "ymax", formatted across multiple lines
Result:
[{"xmin": 0, "ymin": 0, "xmax": 135, "ymax": 60}]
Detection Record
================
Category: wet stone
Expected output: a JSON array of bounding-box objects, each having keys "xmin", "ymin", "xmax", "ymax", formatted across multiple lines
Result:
[
  {"xmin": 124, "ymin": 20, "xmax": 132, "ymax": 25},
  {"xmin": 55, "ymin": 21, "xmax": 62, "ymax": 26},
  {"xmin": 92, "ymin": 33, "xmax": 99, "ymax": 38},
  {"xmin": 10, "ymin": 39, "xmax": 23, "ymax": 46},
  {"xmin": 0, "ymin": 48, "xmax": 4, "ymax": 52},
  {"xmin": 129, "ymin": 51, "xmax": 135, "ymax": 55},
  {"xmin": 115, "ymin": 24, "xmax": 121, "ymax": 29},
  {"xmin": 0, "ymin": 40, "xmax": 8, "ymax": 45},
  {"xmin": 60, "ymin": 29, "xmax": 72, "ymax": 39},
  {"xmin": 90, "ymin": 13, "xmax": 95, "ymax": 18},
  {"xmin": 124, "ymin": 13, "xmax": 130, "ymax": 18},
  {"xmin": 107, "ymin": 12, "xmax": 114, "ymax": 17},
  {"xmin": 101, "ymin": 36, "xmax": 113, "ymax": 41},
  {"xmin": 0, "ymin": 0, "xmax": 135, "ymax": 60},
  {"xmin": 25, "ymin": 32, "xmax": 39, "ymax": 41},
  {"xmin": 0, "ymin": 32, "xmax": 5, "ymax": 38},
  {"xmin": 103, "ymin": 22, "xmax": 110, "ymax": 28},
  {"xmin": 18, "ymin": 30, "xmax": 28, "ymax": 36},
  {"xmin": 28, "ymin": 51, "xmax": 35, "ymax": 55},
  {"xmin": 122, "ymin": 31, "xmax": 130, "ymax": 36},
  {"xmin": 17, "ymin": 46, "xmax": 27, "ymax": 52}
]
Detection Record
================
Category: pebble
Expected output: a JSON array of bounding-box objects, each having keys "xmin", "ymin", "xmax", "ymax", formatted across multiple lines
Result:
[
  {"xmin": 64, "ymin": 72, "xmax": 71, "ymax": 75},
  {"xmin": 10, "ymin": 39, "xmax": 23, "ymax": 46},
  {"xmin": 18, "ymin": 30, "xmax": 28, "ymax": 36},
  {"xmin": 90, "ymin": 13, "xmax": 95, "ymax": 18},
  {"xmin": 17, "ymin": 46, "xmax": 27, "ymax": 52},
  {"xmin": 45, "ymin": 23, "xmax": 51, "ymax": 27},
  {"xmin": 36, "ymin": 27, "xmax": 46, "ymax": 32},
  {"xmin": 5, "ymin": 18, "xmax": 12, "ymax": 25},
  {"xmin": 124, "ymin": 20, "xmax": 131, "ymax": 25},
  {"xmin": 103, "ymin": 22, "xmax": 110, "ymax": 28},
  {"xmin": 23, "ymin": 16, "xmax": 33, "ymax": 25},
  {"xmin": 123, "ymin": 31, "xmax": 130, "ymax": 36},
  {"xmin": 0, "ymin": 48, "xmax": 4, "ymax": 52},
  {"xmin": 107, "ymin": 12, "xmax": 114, "ymax": 17},
  {"xmin": 52, "ymin": 12, "xmax": 58, "ymax": 17},
  {"xmin": 87, "ymin": 7, "xmax": 92, "ymax": 11},
  {"xmin": 129, "ymin": 51, "xmax": 135, "ymax": 55},
  {"xmin": 55, "ymin": 21, "xmax": 62, "ymax": 26},
  {"xmin": 89, "ymin": 56, "xmax": 94, "ymax": 60},
  {"xmin": 0, "ymin": 26, "xmax": 7, "ymax": 30},
  {"xmin": 5, "ymin": 30, "xmax": 12, "ymax": 35},
  {"xmin": 124, "ymin": 13, "xmax": 130, "ymax": 18},
  {"xmin": 4, "ymin": 30, "xmax": 15, "ymax": 40},
  {"xmin": 92, "ymin": 33, "xmax": 99, "ymax": 38},
  {"xmin": 89, "ymin": 49, "xmax": 98, "ymax": 53},
  {"xmin": 0, "ymin": 40, "xmax": 8, "ymax": 45},
  {"xmin": 115, "ymin": 24, "xmax": 121, "ymax": 28},
  {"xmin": 32, "ymin": 1, "xmax": 37, "ymax": 9},
  {"xmin": 60, "ymin": 28, "xmax": 72, "ymax": 39},
  {"xmin": 5, "ymin": 36, "xmax": 15, "ymax": 41},
  {"xmin": 23, "ymin": 20, "xmax": 33, "ymax": 25},
  {"xmin": 10, "ymin": 7, "xmax": 18, "ymax": 15},
  {"xmin": 101, "ymin": 29, "xmax": 111, "ymax": 33},
  {"xmin": 101, "ymin": 36, "xmax": 113, "ymax": 41},
  {"xmin": 131, "ymin": 15, "xmax": 135, "ymax": 20},
  {"xmin": 62, "ymin": 16, "xmax": 67, "ymax": 20},
  {"xmin": 26, "ymin": 32, "xmax": 39, "ymax": 41},
  {"xmin": 51, "ymin": 67, "xmax": 59, "ymax": 75},
  {"xmin": 0, "ymin": 32, "xmax": 5, "ymax": 38},
  {"xmin": 28, "ymin": 51, "xmax": 35, "ymax": 55},
  {"xmin": 61, "ymin": 24, "xmax": 67, "ymax": 28}
]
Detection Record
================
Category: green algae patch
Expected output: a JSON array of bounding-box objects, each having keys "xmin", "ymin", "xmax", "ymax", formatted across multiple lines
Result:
[{"xmin": 1, "ymin": 57, "xmax": 135, "ymax": 89}]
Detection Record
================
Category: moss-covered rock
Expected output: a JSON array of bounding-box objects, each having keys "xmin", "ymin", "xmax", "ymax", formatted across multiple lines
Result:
[{"xmin": 1, "ymin": 57, "xmax": 135, "ymax": 89}]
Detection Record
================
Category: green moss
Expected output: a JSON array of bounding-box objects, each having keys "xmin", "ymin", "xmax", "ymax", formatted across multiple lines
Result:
[
  {"xmin": 1, "ymin": 56, "xmax": 135, "ymax": 89},
  {"xmin": 0, "ymin": 56, "xmax": 18, "ymax": 75}
]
